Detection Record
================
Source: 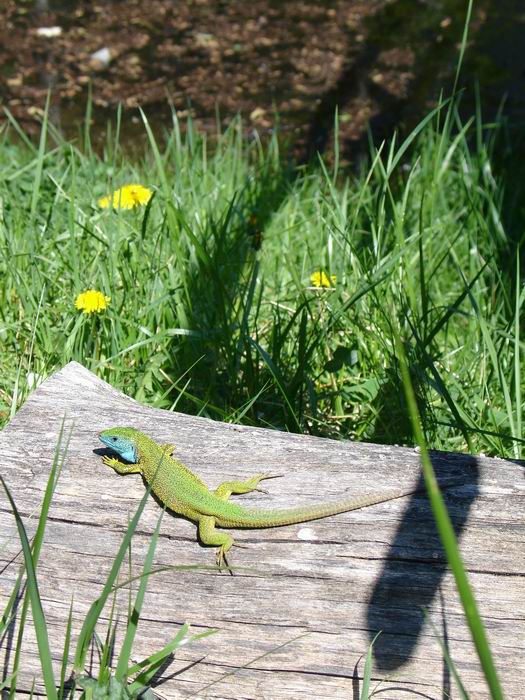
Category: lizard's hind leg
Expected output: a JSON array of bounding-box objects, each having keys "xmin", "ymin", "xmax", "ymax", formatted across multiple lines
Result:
[
  {"xmin": 214, "ymin": 473, "xmax": 280, "ymax": 500},
  {"xmin": 198, "ymin": 516, "xmax": 235, "ymax": 570}
]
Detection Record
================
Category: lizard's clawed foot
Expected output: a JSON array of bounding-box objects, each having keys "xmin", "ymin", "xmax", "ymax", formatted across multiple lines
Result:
[
  {"xmin": 216, "ymin": 547, "xmax": 233, "ymax": 573},
  {"xmin": 102, "ymin": 455, "xmax": 122, "ymax": 470},
  {"xmin": 246, "ymin": 472, "xmax": 282, "ymax": 494}
]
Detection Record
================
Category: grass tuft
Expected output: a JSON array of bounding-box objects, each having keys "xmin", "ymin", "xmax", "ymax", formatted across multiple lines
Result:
[{"xmin": 0, "ymin": 100, "xmax": 523, "ymax": 458}]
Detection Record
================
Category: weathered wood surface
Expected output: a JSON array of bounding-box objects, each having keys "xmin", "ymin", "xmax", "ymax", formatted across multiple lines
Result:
[{"xmin": 0, "ymin": 361, "xmax": 523, "ymax": 699}]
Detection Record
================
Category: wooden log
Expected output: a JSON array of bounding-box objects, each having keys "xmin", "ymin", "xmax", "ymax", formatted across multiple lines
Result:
[{"xmin": 0, "ymin": 361, "xmax": 523, "ymax": 698}]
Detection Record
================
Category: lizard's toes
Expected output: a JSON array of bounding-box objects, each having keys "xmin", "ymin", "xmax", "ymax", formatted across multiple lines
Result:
[
  {"xmin": 216, "ymin": 548, "xmax": 229, "ymax": 572},
  {"xmin": 250, "ymin": 472, "xmax": 281, "ymax": 493},
  {"xmin": 259, "ymin": 472, "xmax": 283, "ymax": 481}
]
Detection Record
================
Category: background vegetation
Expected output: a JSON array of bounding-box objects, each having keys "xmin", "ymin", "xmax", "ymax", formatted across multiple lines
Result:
[{"xmin": 1, "ymin": 98, "xmax": 523, "ymax": 462}]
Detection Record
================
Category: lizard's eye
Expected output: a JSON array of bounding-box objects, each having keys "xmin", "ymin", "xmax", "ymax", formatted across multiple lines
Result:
[{"xmin": 112, "ymin": 437, "xmax": 117, "ymax": 442}]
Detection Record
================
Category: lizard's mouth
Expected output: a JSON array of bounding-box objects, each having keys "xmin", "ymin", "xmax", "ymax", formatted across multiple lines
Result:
[
  {"xmin": 98, "ymin": 434, "xmax": 113, "ymax": 449},
  {"xmin": 99, "ymin": 435, "xmax": 137, "ymax": 463}
]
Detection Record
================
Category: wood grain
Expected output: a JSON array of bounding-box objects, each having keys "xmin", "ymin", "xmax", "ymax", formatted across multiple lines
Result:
[{"xmin": 0, "ymin": 361, "xmax": 523, "ymax": 699}]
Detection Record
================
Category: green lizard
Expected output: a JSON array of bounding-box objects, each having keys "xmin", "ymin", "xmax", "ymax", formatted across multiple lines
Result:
[{"xmin": 99, "ymin": 427, "xmax": 413, "ymax": 568}]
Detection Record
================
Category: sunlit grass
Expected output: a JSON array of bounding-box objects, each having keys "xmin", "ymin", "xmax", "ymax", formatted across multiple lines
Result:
[{"xmin": 0, "ymin": 95, "xmax": 523, "ymax": 460}]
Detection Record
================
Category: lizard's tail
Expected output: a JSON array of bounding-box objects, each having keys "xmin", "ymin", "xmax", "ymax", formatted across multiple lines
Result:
[{"xmin": 229, "ymin": 488, "xmax": 416, "ymax": 528}]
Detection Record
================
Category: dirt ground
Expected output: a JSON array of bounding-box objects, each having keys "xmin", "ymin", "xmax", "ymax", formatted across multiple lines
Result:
[{"xmin": 0, "ymin": 0, "xmax": 502, "ymax": 158}]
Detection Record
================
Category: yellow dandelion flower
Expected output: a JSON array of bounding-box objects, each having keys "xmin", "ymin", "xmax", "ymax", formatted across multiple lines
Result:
[
  {"xmin": 98, "ymin": 184, "xmax": 153, "ymax": 210},
  {"xmin": 75, "ymin": 289, "xmax": 111, "ymax": 314},
  {"xmin": 310, "ymin": 271, "xmax": 336, "ymax": 288}
]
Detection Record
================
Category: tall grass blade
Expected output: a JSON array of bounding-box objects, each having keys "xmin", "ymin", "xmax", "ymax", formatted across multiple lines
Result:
[
  {"xmin": 4, "ymin": 422, "xmax": 69, "ymax": 698},
  {"xmin": 127, "ymin": 625, "xmax": 217, "ymax": 689},
  {"xmin": 395, "ymin": 331, "xmax": 504, "ymax": 700},
  {"xmin": 58, "ymin": 598, "xmax": 74, "ymax": 697},
  {"xmin": 360, "ymin": 631, "xmax": 381, "ymax": 700},
  {"xmin": 29, "ymin": 92, "xmax": 50, "ymax": 225},
  {"xmin": 452, "ymin": 0, "xmax": 474, "ymax": 95},
  {"xmin": 72, "ymin": 483, "xmax": 152, "ymax": 674},
  {"xmin": 0, "ymin": 476, "xmax": 58, "ymax": 699},
  {"xmin": 423, "ymin": 608, "xmax": 470, "ymax": 700},
  {"xmin": 185, "ymin": 632, "xmax": 309, "ymax": 699},
  {"xmin": 114, "ymin": 510, "xmax": 164, "ymax": 681}
]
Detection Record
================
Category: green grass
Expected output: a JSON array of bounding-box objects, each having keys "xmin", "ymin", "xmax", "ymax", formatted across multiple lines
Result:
[
  {"xmin": 1, "ymin": 99, "xmax": 523, "ymax": 459},
  {"xmin": 396, "ymin": 328, "xmax": 504, "ymax": 698}
]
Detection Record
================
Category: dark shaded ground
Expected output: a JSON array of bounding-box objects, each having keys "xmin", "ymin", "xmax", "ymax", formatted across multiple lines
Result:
[{"xmin": 1, "ymin": 0, "xmax": 524, "ymax": 159}]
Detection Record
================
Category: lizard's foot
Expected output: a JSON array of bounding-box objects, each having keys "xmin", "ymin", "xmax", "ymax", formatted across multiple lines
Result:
[
  {"xmin": 214, "ymin": 473, "xmax": 280, "ymax": 500},
  {"xmin": 216, "ymin": 546, "xmax": 233, "ymax": 573},
  {"xmin": 102, "ymin": 455, "xmax": 141, "ymax": 475},
  {"xmin": 102, "ymin": 455, "xmax": 123, "ymax": 470},
  {"xmin": 199, "ymin": 516, "xmax": 234, "ymax": 572},
  {"xmin": 241, "ymin": 472, "xmax": 283, "ymax": 495},
  {"xmin": 216, "ymin": 542, "xmax": 250, "ymax": 574}
]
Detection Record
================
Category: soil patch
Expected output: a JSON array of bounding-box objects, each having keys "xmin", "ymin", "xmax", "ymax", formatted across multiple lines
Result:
[{"xmin": 1, "ymin": 0, "xmax": 520, "ymax": 159}]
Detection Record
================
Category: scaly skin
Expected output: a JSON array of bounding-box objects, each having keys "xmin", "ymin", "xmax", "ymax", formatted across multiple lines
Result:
[{"xmin": 99, "ymin": 427, "xmax": 413, "ymax": 569}]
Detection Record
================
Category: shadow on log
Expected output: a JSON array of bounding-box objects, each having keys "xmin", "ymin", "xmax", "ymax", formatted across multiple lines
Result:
[{"xmin": 368, "ymin": 453, "xmax": 480, "ymax": 671}]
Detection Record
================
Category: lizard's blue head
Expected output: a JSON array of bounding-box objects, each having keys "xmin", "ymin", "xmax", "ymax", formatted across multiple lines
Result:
[{"xmin": 99, "ymin": 427, "xmax": 139, "ymax": 463}]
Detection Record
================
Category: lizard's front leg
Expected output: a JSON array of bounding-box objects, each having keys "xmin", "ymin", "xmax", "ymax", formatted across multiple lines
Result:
[
  {"xmin": 198, "ymin": 515, "xmax": 234, "ymax": 570},
  {"xmin": 102, "ymin": 455, "xmax": 142, "ymax": 475}
]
